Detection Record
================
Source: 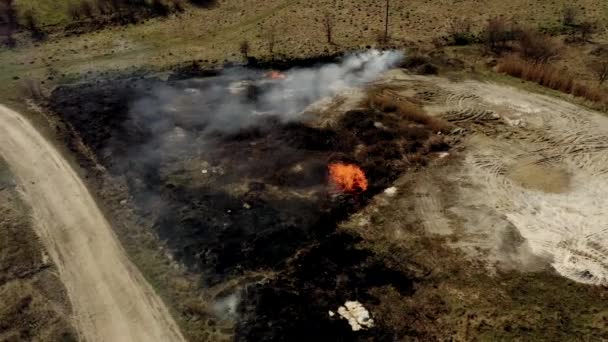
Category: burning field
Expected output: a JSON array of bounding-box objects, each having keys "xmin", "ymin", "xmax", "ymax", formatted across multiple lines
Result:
[{"xmin": 48, "ymin": 51, "xmax": 450, "ymax": 340}]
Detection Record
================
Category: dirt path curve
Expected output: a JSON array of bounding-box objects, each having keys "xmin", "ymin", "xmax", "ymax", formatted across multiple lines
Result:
[{"xmin": 0, "ymin": 104, "xmax": 185, "ymax": 342}]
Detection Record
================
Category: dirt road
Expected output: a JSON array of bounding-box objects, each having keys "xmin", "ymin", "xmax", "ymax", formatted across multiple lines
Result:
[
  {"xmin": 379, "ymin": 71, "xmax": 608, "ymax": 286},
  {"xmin": 0, "ymin": 105, "xmax": 185, "ymax": 342}
]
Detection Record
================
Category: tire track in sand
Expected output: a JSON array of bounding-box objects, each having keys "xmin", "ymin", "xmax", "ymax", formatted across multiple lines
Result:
[{"xmin": 443, "ymin": 82, "xmax": 608, "ymax": 286}]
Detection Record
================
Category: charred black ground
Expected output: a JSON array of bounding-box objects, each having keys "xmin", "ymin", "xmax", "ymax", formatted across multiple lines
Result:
[{"xmin": 48, "ymin": 66, "xmax": 448, "ymax": 340}]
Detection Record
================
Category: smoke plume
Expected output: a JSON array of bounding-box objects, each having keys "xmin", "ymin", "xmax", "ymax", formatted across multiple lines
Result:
[{"xmin": 127, "ymin": 50, "xmax": 403, "ymax": 141}]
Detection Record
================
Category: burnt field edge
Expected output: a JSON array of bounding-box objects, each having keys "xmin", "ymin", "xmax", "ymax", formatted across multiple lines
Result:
[{"xmin": 43, "ymin": 62, "xmax": 450, "ymax": 340}]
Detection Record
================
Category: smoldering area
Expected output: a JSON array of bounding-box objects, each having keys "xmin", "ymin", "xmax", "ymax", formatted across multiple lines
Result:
[{"xmin": 48, "ymin": 51, "xmax": 449, "ymax": 340}]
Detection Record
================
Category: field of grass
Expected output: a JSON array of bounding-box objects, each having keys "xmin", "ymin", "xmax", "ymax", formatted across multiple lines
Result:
[
  {"xmin": 2, "ymin": 1, "xmax": 608, "ymax": 340},
  {"xmin": 2, "ymin": 0, "xmax": 607, "ymax": 105},
  {"xmin": 14, "ymin": 0, "xmax": 71, "ymax": 27}
]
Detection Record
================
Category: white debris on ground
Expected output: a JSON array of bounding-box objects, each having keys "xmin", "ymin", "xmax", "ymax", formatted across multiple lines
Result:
[
  {"xmin": 384, "ymin": 186, "xmax": 397, "ymax": 196},
  {"xmin": 438, "ymin": 152, "xmax": 450, "ymax": 159},
  {"xmin": 336, "ymin": 301, "xmax": 374, "ymax": 331}
]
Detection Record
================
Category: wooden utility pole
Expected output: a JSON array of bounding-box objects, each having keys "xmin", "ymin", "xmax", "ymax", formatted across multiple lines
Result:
[{"xmin": 384, "ymin": 0, "xmax": 390, "ymax": 43}]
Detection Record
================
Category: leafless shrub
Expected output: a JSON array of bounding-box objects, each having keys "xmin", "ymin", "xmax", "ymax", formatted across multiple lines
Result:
[
  {"xmin": 578, "ymin": 21, "xmax": 595, "ymax": 41},
  {"xmin": 366, "ymin": 91, "xmax": 451, "ymax": 133},
  {"xmin": 448, "ymin": 17, "xmax": 476, "ymax": 45},
  {"xmin": 68, "ymin": 1, "xmax": 96, "ymax": 20},
  {"xmin": 589, "ymin": 59, "xmax": 608, "ymax": 85},
  {"xmin": 483, "ymin": 17, "xmax": 519, "ymax": 52},
  {"xmin": 562, "ymin": 5, "xmax": 579, "ymax": 26},
  {"xmin": 0, "ymin": 0, "xmax": 18, "ymax": 47},
  {"xmin": 265, "ymin": 23, "xmax": 277, "ymax": 56},
  {"xmin": 22, "ymin": 9, "xmax": 46, "ymax": 40},
  {"xmin": 518, "ymin": 30, "xmax": 560, "ymax": 63},
  {"xmin": 239, "ymin": 40, "xmax": 250, "ymax": 59},
  {"xmin": 373, "ymin": 30, "xmax": 389, "ymax": 47}
]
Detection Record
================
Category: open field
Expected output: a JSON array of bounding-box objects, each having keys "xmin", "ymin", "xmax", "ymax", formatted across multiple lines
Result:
[
  {"xmin": 1, "ymin": 0, "xmax": 608, "ymax": 341},
  {"xmin": 2, "ymin": 0, "xmax": 608, "ymax": 102}
]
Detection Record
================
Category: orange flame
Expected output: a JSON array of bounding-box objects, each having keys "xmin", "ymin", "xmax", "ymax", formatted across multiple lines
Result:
[
  {"xmin": 329, "ymin": 162, "xmax": 368, "ymax": 193},
  {"xmin": 267, "ymin": 70, "xmax": 286, "ymax": 80}
]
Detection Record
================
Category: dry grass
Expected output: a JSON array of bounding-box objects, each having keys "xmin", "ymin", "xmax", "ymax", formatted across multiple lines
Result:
[
  {"xmin": 365, "ymin": 89, "xmax": 451, "ymax": 133},
  {"xmin": 497, "ymin": 55, "xmax": 607, "ymax": 107}
]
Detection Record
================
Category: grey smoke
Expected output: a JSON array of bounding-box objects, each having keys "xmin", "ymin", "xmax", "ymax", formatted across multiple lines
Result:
[{"xmin": 127, "ymin": 50, "xmax": 403, "ymax": 141}]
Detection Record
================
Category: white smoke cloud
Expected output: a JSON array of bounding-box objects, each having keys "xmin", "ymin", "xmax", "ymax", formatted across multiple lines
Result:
[{"xmin": 127, "ymin": 50, "xmax": 403, "ymax": 139}]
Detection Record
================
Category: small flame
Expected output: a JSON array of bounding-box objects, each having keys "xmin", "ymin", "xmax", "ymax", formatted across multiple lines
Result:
[
  {"xmin": 267, "ymin": 70, "xmax": 286, "ymax": 80},
  {"xmin": 329, "ymin": 162, "xmax": 368, "ymax": 193}
]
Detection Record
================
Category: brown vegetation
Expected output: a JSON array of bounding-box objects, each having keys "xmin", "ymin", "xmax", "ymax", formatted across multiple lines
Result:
[
  {"xmin": 517, "ymin": 29, "xmax": 561, "ymax": 63},
  {"xmin": 482, "ymin": 17, "xmax": 519, "ymax": 52},
  {"xmin": 498, "ymin": 55, "xmax": 606, "ymax": 106},
  {"xmin": 365, "ymin": 89, "xmax": 451, "ymax": 133},
  {"xmin": 589, "ymin": 58, "xmax": 608, "ymax": 85},
  {"xmin": 449, "ymin": 16, "xmax": 476, "ymax": 45},
  {"xmin": 66, "ymin": 0, "xmax": 188, "ymax": 24},
  {"xmin": 239, "ymin": 40, "xmax": 250, "ymax": 59},
  {"xmin": 0, "ymin": 0, "xmax": 17, "ymax": 47}
]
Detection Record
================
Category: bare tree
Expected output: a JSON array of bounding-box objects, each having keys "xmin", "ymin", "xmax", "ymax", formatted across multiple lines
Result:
[
  {"xmin": 239, "ymin": 40, "xmax": 250, "ymax": 59},
  {"xmin": 265, "ymin": 24, "xmax": 277, "ymax": 57},
  {"xmin": 562, "ymin": 5, "xmax": 578, "ymax": 26},
  {"xmin": 0, "ymin": 0, "xmax": 17, "ymax": 47},
  {"xmin": 518, "ymin": 30, "xmax": 560, "ymax": 64},
  {"xmin": 483, "ymin": 17, "xmax": 509, "ymax": 51},
  {"xmin": 321, "ymin": 11, "xmax": 334, "ymax": 44},
  {"xmin": 22, "ymin": 9, "xmax": 46, "ymax": 41},
  {"xmin": 590, "ymin": 59, "xmax": 608, "ymax": 85},
  {"xmin": 383, "ymin": 0, "xmax": 390, "ymax": 43},
  {"xmin": 579, "ymin": 21, "xmax": 595, "ymax": 41},
  {"xmin": 449, "ymin": 17, "xmax": 474, "ymax": 45}
]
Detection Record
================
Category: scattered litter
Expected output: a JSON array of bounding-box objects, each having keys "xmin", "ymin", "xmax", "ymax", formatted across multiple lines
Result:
[
  {"xmin": 438, "ymin": 152, "xmax": 449, "ymax": 159},
  {"xmin": 384, "ymin": 187, "xmax": 397, "ymax": 196},
  {"xmin": 328, "ymin": 310, "xmax": 335, "ymax": 317},
  {"xmin": 201, "ymin": 169, "xmax": 208, "ymax": 174},
  {"xmin": 374, "ymin": 121, "xmax": 386, "ymax": 129},
  {"xmin": 337, "ymin": 301, "xmax": 374, "ymax": 331},
  {"xmin": 504, "ymin": 117, "xmax": 523, "ymax": 127}
]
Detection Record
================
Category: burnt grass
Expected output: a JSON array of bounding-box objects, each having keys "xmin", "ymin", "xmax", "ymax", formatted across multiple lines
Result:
[{"xmin": 48, "ymin": 70, "xmax": 448, "ymax": 340}]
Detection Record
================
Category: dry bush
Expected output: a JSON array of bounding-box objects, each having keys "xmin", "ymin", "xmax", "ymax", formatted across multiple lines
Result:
[
  {"xmin": 562, "ymin": 5, "xmax": 579, "ymax": 26},
  {"xmin": 21, "ymin": 9, "xmax": 46, "ymax": 40},
  {"xmin": 264, "ymin": 23, "xmax": 277, "ymax": 56},
  {"xmin": 374, "ymin": 29, "xmax": 389, "ymax": 47},
  {"xmin": 239, "ymin": 40, "xmax": 250, "ymax": 59},
  {"xmin": 517, "ymin": 30, "xmax": 560, "ymax": 63},
  {"xmin": 498, "ymin": 55, "xmax": 607, "ymax": 106},
  {"xmin": 0, "ymin": 0, "xmax": 17, "ymax": 47},
  {"xmin": 483, "ymin": 17, "xmax": 519, "ymax": 52},
  {"xmin": 589, "ymin": 58, "xmax": 608, "ymax": 85},
  {"xmin": 448, "ymin": 17, "xmax": 476, "ymax": 45},
  {"xmin": 365, "ymin": 91, "xmax": 450, "ymax": 133},
  {"xmin": 68, "ymin": 1, "xmax": 96, "ymax": 19}
]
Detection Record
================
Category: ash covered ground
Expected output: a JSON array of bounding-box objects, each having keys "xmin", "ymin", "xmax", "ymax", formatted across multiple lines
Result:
[{"xmin": 48, "ymin": 52, "xmax": 449, "ymax": 340}]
